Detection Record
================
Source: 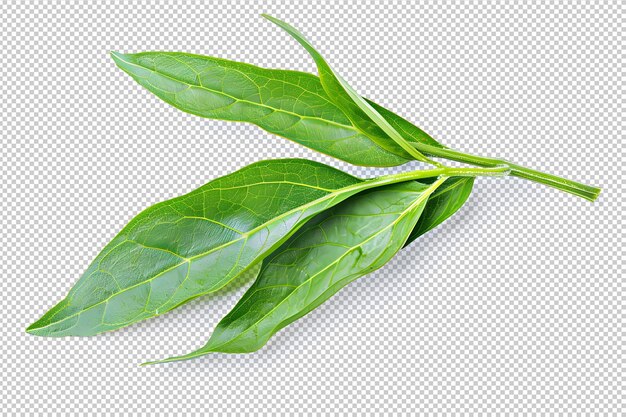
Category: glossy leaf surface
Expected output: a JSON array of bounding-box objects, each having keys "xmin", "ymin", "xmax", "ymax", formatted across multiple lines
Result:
[
  {"xmin": 111, "ymin": 51, "xmax": 411, "ymax": 167},
  {"xmin": 27, "ymin": 159, "xmax": 414, "ymax": 337},
  {"xmin": 151, "ymin": 179, "xmax": 445, "ymax": 362},
  {"xmin": 262, "ymin": 14, "xmax": 431, "ymax": 164}
]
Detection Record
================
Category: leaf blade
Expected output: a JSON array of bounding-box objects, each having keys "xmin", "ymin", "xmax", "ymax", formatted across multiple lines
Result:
[
  {"xmin": 405, "ymin": 176, "xmax": 474, "ymax": 246},
  {"xmin": 365, "ymin": 98, "xmax": 444, "ymax": 149},
  {"xmin": 261, "ymin": 14, "xmax": 432, "ymax": 164},
  {"xmin": 28, "ymin": 159, "xmax": 419, "ymax": 337},
  {"xmin": 110, "ymin": 51, "xmax": 410, "ymax": 167},
  {"xmin": 149, "ymin": 179, "xmax": 446, "ymax": 363}
]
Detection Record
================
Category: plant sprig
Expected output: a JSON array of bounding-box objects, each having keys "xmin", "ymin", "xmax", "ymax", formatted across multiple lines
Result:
[{"xmin": 28, "ymin": 15, "xmax": 600, "ymax": 364}]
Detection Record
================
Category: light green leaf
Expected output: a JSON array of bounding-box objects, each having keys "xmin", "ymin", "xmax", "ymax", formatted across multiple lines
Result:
[
  {"xmin": 29, "ymin": 159, "xmax": 438, "ymax": 337},
  {"xmin": 149, "ymin": 178, "xmax": 446, "ymax": 363},
  {"xmin": 262, "ymin": 14, "xmax": 433, "ymax": 165},
  {"xmin": 110, "ymin": 51, "xmax": 412, "ymax": 167}
]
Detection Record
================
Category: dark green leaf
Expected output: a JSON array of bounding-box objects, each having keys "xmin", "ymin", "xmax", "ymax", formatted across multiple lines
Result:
[
  {"xmin": 149, "ymin": 178, "xmax": 446, "ymax": 363},
  {"xmin": 405, "ymin": 177, "xmax": 474, "ymax": 246},
  {"xmin": 28, "ymin": 159, "xmax": 426, "ymax": 337}
]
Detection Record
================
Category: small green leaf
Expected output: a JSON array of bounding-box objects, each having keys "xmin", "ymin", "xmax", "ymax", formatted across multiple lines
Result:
[
  {"xmin": 148, "ymin": 179, "xmax": 446, "ymax": 363},
  {"xmin": 262, "ymin": 14, "xmax": 433, "ymax": 164}
]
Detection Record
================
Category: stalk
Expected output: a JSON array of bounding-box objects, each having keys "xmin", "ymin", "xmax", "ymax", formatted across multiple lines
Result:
[
  {"xmin": 373, "ymin": 165, "xmax": 509, "ymax": 188},
  {"xmin": 411, "ymin": 142, "xmax": 601, "ymax": 202}
]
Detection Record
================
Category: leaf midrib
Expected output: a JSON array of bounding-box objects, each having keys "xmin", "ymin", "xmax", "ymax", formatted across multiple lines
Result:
[
  {"xmin": 112, "ymin": 52, "xmax": 362, "ymax": 134},
  {"xmin": 167, "ymin": 52, "xmax": 336, "ymax": 107},
  {"xmin": 31, "ymin": 175, "xmax": 401, "ymax": 333},
  {"xmin": 428, "ymin": 177, "xmax": 469, "ymax": 199}
]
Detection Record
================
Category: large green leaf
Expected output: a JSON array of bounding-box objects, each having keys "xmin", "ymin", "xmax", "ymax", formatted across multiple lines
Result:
[
  {"xmin": 28, "ymin": 159, "xmax": 437, "ymax": 337},
  {"xmin": 148, "ymin": 179, "xmax": 446, "ymax": 363},
  {"xmin": 262, "ymin": 14, "xmax": 432, "ymax": 164},
  {"xmin": 110, "ymin": 46, "xmax": 444, "ymax": 168},
  {"xmin": 110, "ymin": 51, "xmax": 411, "ymax": 167},
  {"xmin": 406, "ymin": 176, "xmax": 474, "ymax": 246}
]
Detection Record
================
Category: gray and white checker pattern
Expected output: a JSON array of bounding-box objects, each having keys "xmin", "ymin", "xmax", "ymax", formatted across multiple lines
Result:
[{"xmin": 1, "ymin": 1, "xmax": 623, "ymax": 414}]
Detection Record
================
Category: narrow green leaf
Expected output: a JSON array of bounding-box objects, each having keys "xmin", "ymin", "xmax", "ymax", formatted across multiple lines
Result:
[
  {"xmin": 28, "ymin": 159, "xmax": 428, "ymax": 337},
  {"xmin": 110, "ymin": 51, "xmax": 410, "ymax": 167},
  {"xmin": 262, "ymin": 14, "xmax": 433, "ymax": 164},
  {"xmin": 149, "ymin": 179, "xmax": 446, "ymax": 363},
  {"xmin": 405, "ymin": 176, "xmax": 474, "ymax": 246}
]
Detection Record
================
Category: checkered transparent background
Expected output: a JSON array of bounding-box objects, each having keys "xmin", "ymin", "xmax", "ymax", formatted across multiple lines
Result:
[{"xmin": 1, "ymin": 1, "xmax": 623, "ymax": 414}]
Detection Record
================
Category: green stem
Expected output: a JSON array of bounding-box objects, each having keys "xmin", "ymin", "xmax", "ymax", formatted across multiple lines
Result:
[
  {"xmin": 376, "ymin": 165, "xmax": 509, "ymax": 187},
  {"xmin": 411, "ymin": 142, "xmax": 601, "ymax": 202}
]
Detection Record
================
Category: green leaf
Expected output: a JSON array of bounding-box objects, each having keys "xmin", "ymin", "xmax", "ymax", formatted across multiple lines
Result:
[
  {"xmin": 405, "ymin": 177, "xmax": 474, "ymax": 246},
  {"xmin": 148, "ymin": 178, "xmax": 446, "ymax": 363},
  {"xmin": 110, "ymin": 44, "xmax": 445, "ymax": 167},
  {"xmin": 28, "ymin": 159, "xmax": 432, "ymax": 337},
  {"xmin": 365, "ymin": 98, "xmax": 444, "ymax": 149},
  {"xmin": 261, "ymin": 14, "xmax": 433, "ymax": 165},
  {"xmin": 110, "ymin": 51, "xmax": 411, "ymax": 167}
]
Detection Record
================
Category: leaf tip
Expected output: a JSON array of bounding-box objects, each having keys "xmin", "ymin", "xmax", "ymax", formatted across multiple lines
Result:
[
  {"xmin": 109, "ymin": 50, "xmax": 125, "ymax": 64},
  {"xmin": 109, "ymin": 51, "xmax": 137, "ymax": 71},
  {"xmin": 25, "ymin": 322, "xmax": 37, "ymax": 335},
  {"xmin": 25, "ymin": 319, "xmax": 45, "ymax": 336},
  {"xmin": 139, "ymin": 357, "xmax": 175, "ymax": 366},
  {"xmin": 260, "ymin": 14, "xmax": 287, "ymax": 27}
]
